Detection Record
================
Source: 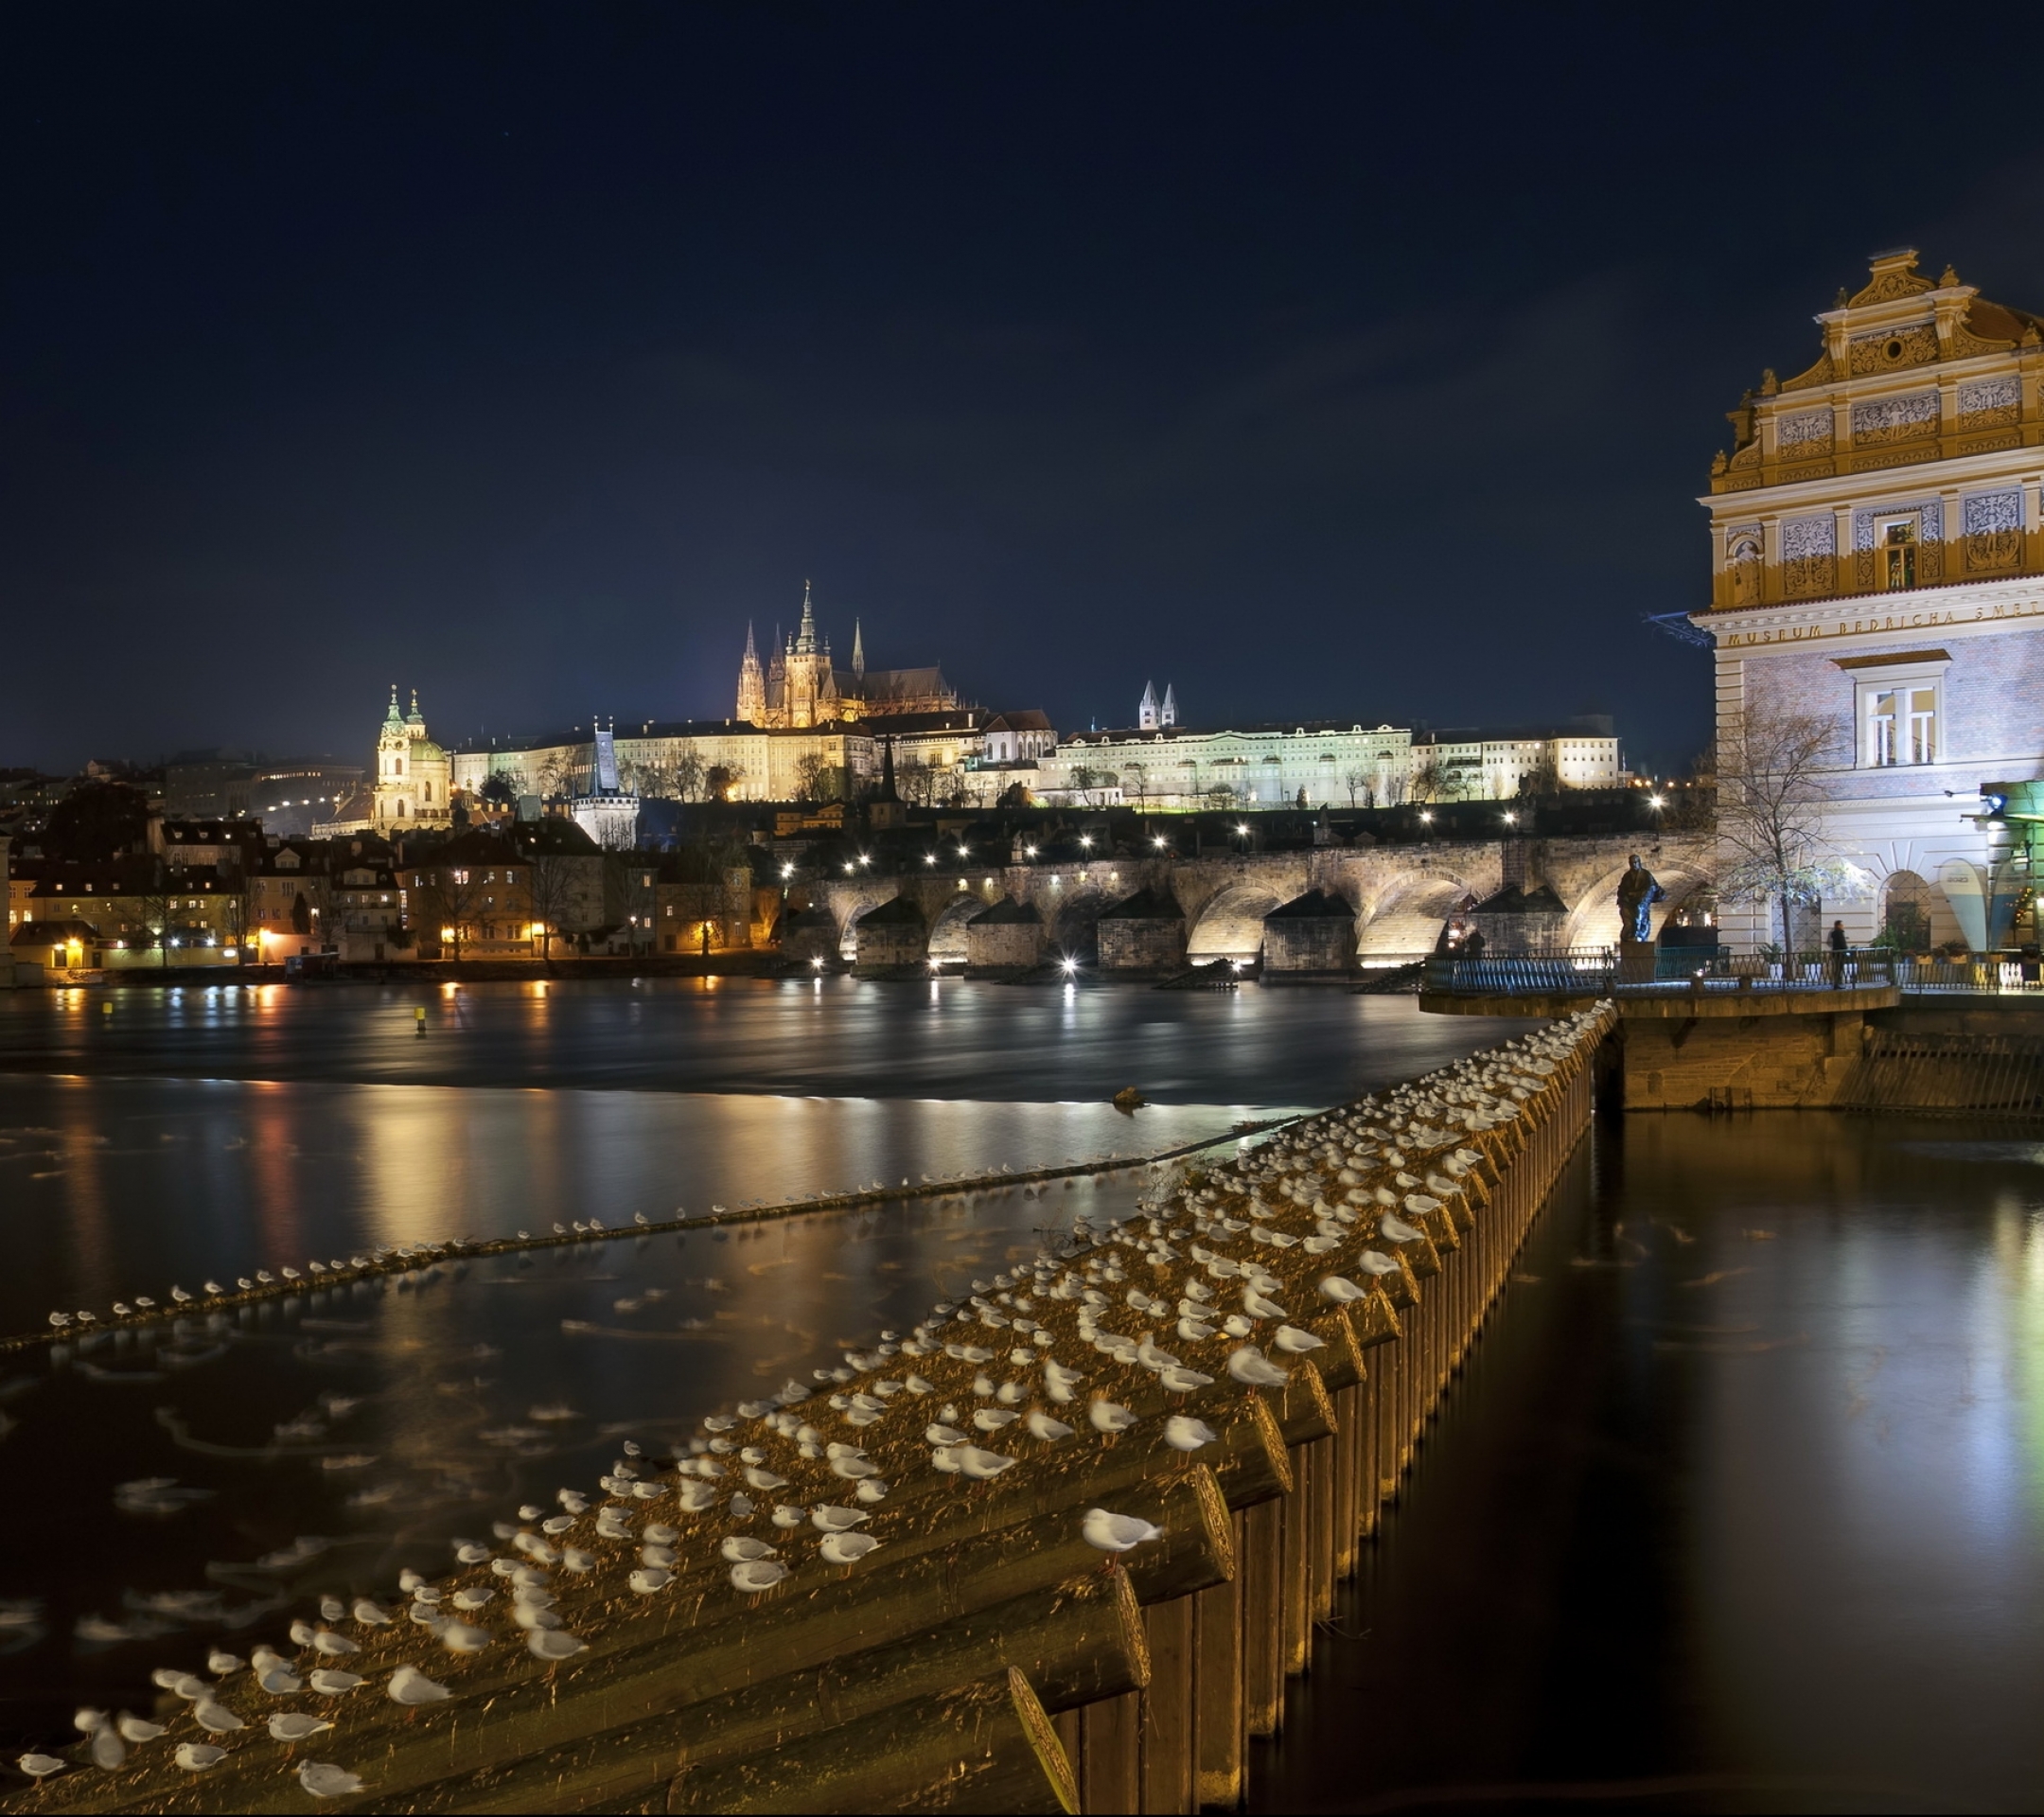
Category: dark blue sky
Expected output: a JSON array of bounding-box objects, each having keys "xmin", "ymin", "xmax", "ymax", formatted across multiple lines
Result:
[{"xmin": 8, "ymin": 4, "xmax": 2044, "ymax": 777}]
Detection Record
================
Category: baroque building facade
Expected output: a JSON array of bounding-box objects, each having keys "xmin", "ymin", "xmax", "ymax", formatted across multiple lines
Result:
[
  {"xmin": 736, "ymin": 583, "xmax": 959, "ymax": 729},
  {"xmin": 1697, "ymin": 248, "xmax": 2044, "ymax": 951},
  {"xmin": 371, "ymin": 690, "xmax": 451, "ymax": 836}
]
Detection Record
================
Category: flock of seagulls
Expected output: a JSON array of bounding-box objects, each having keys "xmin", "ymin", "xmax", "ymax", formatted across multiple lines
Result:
[{"xmin": 14, "ymin": 1010, "xmax": 1605, "ymax": 1795}]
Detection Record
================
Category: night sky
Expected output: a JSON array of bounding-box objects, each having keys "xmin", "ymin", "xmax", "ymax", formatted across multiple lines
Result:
[{"xmin": 8, "ymin": 5, "xmax": 2044, "ymax": 779}]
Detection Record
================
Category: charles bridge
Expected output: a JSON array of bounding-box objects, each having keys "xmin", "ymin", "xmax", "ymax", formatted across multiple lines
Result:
[{"xmin": 802, "ymin": 832, "xmax": 1718, "ymax": 971}]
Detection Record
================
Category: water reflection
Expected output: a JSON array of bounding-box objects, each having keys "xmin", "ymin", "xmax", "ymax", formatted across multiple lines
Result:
[
  {"xmin": 1254, "ymin": 1113, "xmax": 2044, "ymax": 1814},
  {"xmin": 0, "ymin": 985, "xmax": 1524, "ymax": 1755}
]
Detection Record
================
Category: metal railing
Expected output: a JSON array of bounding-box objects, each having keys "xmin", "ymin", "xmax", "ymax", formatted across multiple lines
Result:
[
  {"xmin": 1423, "ymin": 945, "xmax": 2044, "ymax": 998},
  {"xmin": 1423, "ymin": 947, "xmax": 1905, "ymax": 997}
]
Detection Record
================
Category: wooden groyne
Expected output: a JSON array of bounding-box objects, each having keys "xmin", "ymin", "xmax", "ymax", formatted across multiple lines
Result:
[{"xmin": 9, "ymin": 1005, "xmax": 1615, "ymax": 1815}]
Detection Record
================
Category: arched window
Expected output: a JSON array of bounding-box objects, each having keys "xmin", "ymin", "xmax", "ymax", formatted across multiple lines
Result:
[{"xmin": 1883, "ymin": 870, "xmax": 1931, "ymax": 949}]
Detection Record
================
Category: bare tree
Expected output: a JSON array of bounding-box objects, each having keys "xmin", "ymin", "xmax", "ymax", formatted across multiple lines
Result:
[
  {"xmin": 1409, "ymin": 752, "xmax": 1443, "ymax": 803},
  {"xmin": 671, "ymin": 749, "xmax": 707, "ymax": 803},
  {"xmin": 1515, "ymin": 752, "xmax": 1561, "ymax": 800},
  {"xmin": 527, "ymin": 854, "xmax": 578, "ymax": 961},
  {"xmin": 793, "ymin": 752, "xmax": 830, "ymax": 803},
  {"xmin": 1715, "ymin": 706, "xmax": 1859, "ymax": 952},
  {"xmin": 419, "ymin": 863, "xmax": 491, "ymax": 963},
  {"xmin": 537, "ymin": 752, "xmax": 582, "ymax": 803}
]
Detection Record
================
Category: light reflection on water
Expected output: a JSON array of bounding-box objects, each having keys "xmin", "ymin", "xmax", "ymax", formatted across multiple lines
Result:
[
  {"xmin": 1253, "ymin": 1114, "xmax": 2044, "ymax": 1813},
  {"xmin": 0, "ymin": 984, "xmax": 1526, "ymax": 1752}
]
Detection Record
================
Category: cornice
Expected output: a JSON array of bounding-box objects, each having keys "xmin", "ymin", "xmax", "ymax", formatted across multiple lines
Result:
[
  {"xmin": 1697, "ymin": 442, "xmax": 2044, "ymax": 517},
  {"xmin": 1689, "ymin": 573, "xmax": 2044, "ymax": 650}
]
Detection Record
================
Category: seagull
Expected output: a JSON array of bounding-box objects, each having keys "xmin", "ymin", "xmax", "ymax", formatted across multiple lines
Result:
[
  {"xmin": 1087, "ymin": 1401, "xmax": 1138, "ymax": 1434},
  {"xmin": 115, "ymin": 1715, "xmax": 165, "ymax": 1743},
  {"xmin": 299, "ymin": 1761, "xmax": 365, "ymax": 1799},
  {"xmin": 17, "ymin": 1753, "xmax": 64, "ymax": 1780},
  {"xmin": 1164, "ymin": 1416, "xmax": 1217, "ymax": 1452},
  {"xmin": 268, "ymin": 1713, "xmax": 333, "ymax": 1742},
  {"xmin": 528, "ymin": 1629, "xmax": 585, "ymax": 1661},
  {"xmin": 729, "ymin": 1560, "xmax": 788, "ymax": 1593},
  {"xmin": 1082, "ymin": 1508, "xmax": 1164, "ymax": 1552},
  {"xmin": 174, "ymin": 1742, "xmax": 226, "ymax": 1771},
  {"xmin": 1226, "ymin": 1346, "xmax": 1291, "ymax": 1386},
  {"xmin": 819, "ymin": 1531, "xmax": 881, "ymax": 1565},
  {"xmin": 387, "ymin": 1666, "xmax": 451, "ymax": 1705},
  {"xmin": 191, "ymin": 1701, "xmax": 244, "ymax": 1734}
]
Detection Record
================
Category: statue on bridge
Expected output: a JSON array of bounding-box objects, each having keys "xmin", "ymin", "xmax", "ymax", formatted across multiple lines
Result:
[{"xmin": 1616, "ymin": 854, "xmax": 1665, "ymax": 945}]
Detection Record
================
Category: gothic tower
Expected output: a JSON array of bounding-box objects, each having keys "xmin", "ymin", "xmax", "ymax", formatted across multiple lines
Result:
[{"xmin": 736, "ymin": 623, "xmax": 766, "ymax": 724}]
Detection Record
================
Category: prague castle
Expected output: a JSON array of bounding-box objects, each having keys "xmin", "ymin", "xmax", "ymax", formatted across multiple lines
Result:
[
  {"xmin": 1698, "ymin": 248, "xmax": 2044, "ymax": 952},
  {"xmin": 736, "ymin": 583, "xmax": 959, "ymax": 729}
]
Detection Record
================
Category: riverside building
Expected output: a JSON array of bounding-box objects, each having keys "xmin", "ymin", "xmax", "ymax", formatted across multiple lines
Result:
[{"xmin": 1695, "ymin": 248, "xmax": 2044, "ymax": 952}]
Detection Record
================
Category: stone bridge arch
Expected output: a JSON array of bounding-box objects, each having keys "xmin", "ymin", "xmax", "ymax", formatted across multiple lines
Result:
[
  {"xmin": 926, "ymin": 893, "xmax": 985, "ymax": 962},
  {"xmin": 1048, "ymin": 891, "xmax": 1113, "ymax": 961},
  {"xmin": 1355, "ymin": 871, "xmax": 1474, "ymax": 962},
  {"xmin": 1187, "ymin": 881, "xmax": 1287, "ymax": 961}
]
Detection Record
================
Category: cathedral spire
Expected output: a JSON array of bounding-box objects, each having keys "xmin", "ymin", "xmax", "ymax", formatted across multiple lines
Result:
[{"xmin": 852, "ymin": 617, "xmax": 865, "ymax": 679}]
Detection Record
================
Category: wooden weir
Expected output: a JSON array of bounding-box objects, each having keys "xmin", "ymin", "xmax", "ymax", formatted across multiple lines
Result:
[{"xmin": 13, "ymin": 1006, "xmax": 1614, "ymax": 1816}]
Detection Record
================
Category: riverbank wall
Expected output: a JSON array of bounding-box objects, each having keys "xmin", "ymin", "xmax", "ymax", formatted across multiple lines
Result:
[{"xmin": 9, "ymin": 1009, "xmax": 1613, "ymax": 1816}]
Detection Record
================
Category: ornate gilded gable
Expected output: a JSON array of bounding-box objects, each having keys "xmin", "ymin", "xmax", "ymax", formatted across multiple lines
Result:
[
  {"xmin": 1846, "ymin": 248, "xmax": 1935, "ymax": 307},
  {"xmin": 1708, "ymin": 247, "xmax": 2042, "ymax": 496}
]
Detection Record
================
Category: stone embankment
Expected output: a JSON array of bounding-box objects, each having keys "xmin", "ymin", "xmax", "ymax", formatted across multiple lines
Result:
[{"xmin": 9, "ymin": 1006, "xmax": 1614, "ymax": 1815}]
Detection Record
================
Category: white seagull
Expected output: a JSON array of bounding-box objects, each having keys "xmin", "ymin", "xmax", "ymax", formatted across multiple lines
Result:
[{"xmin": 1082, "ymin": 1508, "xmax": 1163, "ymax": 1552}]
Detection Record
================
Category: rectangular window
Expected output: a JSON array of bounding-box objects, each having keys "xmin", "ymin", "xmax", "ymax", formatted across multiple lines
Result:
[{"xmin": 1865, "ymin": 684, "xmax": 1938, "ymax": 766}]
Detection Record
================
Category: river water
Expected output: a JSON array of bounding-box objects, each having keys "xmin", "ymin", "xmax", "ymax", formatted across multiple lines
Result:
[
  {"xmin": 5, "ymin": 981, "xmax": 2041, "ymax": 1810},
  {"xmin": 0, "ymin": 979, "xmax": 1522, "ymax": 1758}
]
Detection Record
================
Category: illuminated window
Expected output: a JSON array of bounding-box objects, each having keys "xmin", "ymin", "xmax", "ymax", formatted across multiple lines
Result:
[
  {"xmin": 1881, "ymin": 522, "xmax": 1916, "ymax": 590},
  {"xmin": 1866, "ymin": 685, "xmax": 1937, "ymax": 766}
]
